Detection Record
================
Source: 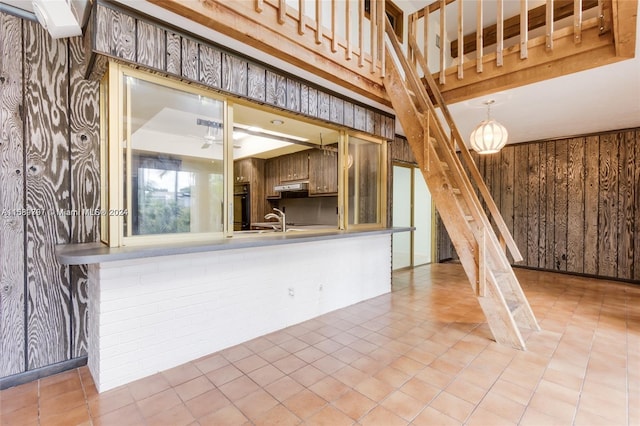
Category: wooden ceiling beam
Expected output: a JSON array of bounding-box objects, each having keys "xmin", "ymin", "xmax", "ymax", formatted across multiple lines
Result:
[{"xmin": 451, "ymin": 0, "xmax": 599, "ymax": 58}]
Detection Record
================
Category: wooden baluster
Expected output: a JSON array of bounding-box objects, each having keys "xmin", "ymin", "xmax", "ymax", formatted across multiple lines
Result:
[
  {"xmin": 424, "ymin": 111, "xmax": 430, "ymax": 172},
  {"xmin": 497, "ymin": 0, "xmax": 503, "ymax": 66},
  {"xmin": 345, "ymin": 0, "xmax": 351, "ymax": 60},
  {"xmin": 358, "ymin": 0, "xmax": 364, "ymax": 67},
  {"xmin": 598, "ymin": 0, "xmax": 612, "ymax": 34},
  {"xmin": 545, "ymin": 0, "xmax": 553, "ymax": 50},
  {"xmin": 298, "ymin": 0, "xmax": 305, "ymax": 35},
  {"xmin": 316, "ymin": 0, "xmax": 323, "ymax": 44},
  {"xmin": 379, "ymin": 0, "xmax": 385, "ymax": 77},
  {"xmin": 520, "ymin": 0, "xmax": 528, "ymax": 59},
  {"xmin": 331, "ymin": 0, "xmax": 337, "ymax": 52},
  {"xmin": 574, "ymin": 0, "xmax": 582, "ymax": 43},
  {"xmin": 423, "ymin": 6, "xmax": 429, "ymax": 70},
  {"xmin": 478, "ymin": 227, "xmax": 486, "ymax": 297},
  {"xmin": 278, "ymin": 0, "xmax": 285, "ymax": 24},
  {"xmin": 408, "ymin": 13, "xmax": 415, "ymax": 65},
  {"xmin": 371, "ymin": 0, "xmax": 377, "ymax": 74},
  {"xmin": 439, "ymin": 0, "xmax": 446, "ymax": 84},
  {"xmin": 457, "ymin": 0, "xmax": 463, "ymax": 79},
  {"xmin": 256, "ymin": 0, "xmax": 263, "ymax": 13},
  {"xmin": 476, "ymin": 0, "xmax": 483, "ymax": 73}
]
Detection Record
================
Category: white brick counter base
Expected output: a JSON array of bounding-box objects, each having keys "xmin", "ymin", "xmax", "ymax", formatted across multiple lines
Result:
[{"xmin": 87, "ymin": 233, "xmax": 391, "ymax": 392}]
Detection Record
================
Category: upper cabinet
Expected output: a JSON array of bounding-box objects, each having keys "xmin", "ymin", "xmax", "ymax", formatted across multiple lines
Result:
[
  {"xmin": 265, "ymin": 159, "xmax": 281, "ymax": 199},
  {"xmin": 234, "ymin": 158, "xmax": 254, "ymax": 183},
  {"xmin": 309, "ymin": 149, "xmax": 338, "ymax": 196},
  {"xmin": 279, "ymin": 151, "xmax": 309, "ymax": 182}
]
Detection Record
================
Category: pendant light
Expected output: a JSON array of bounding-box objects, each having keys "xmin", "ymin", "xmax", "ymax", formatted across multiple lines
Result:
[{"xmin": 469, "ymin": 100, "xmax": 508, "ymax": 154}]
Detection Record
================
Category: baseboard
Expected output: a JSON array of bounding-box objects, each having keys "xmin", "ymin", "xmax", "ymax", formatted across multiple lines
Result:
[{"xmin": 0, "ymin": 356, "xmax": 88, "ymax": 391}]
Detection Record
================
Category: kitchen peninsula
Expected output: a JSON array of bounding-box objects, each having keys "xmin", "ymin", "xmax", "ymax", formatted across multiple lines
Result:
[{"xmin": 57, "ymin": 227, "xmax": 409, "ymax": 392}]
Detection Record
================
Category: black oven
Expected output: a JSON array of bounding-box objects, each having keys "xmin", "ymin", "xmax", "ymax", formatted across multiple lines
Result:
[{"xmin": 233, "ymin": 184, "xmax": 250, "ymax": 231}]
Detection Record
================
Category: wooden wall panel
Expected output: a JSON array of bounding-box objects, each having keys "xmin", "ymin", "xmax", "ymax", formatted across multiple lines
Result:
[
  {"xmin": 544, "ymin": 142, "xmax": 556, "ymax": 270},
  {"xmin": 634, "ymin": 131, "xmax": 640, "ymax": 281},
  {"xmin": 90, "ymin": 2, "xmax": 394, "ymax": 141},
  {"xmin": 24, "ymin": 22, "xmax": 71, "ymax": 369},
  {"xmin": 0, "ymin": 13, "xmax": 26, "ymax": 377},
  {"xmin": 136, "ymin": 20, "xmax": 165, "ymax": 70},
  {"xmin": 300, "ymin": 85, "xmax": 309, "ymax": 115},
  {"xmin": 566, "ymin": 138, "xmax": 585, "ymax": 274},
  {"xmin": 500, "ymin": 149, "xmax": 516, "ymax": 236},
  {"xmin": 526, "ymin": 144, "xmax": 540, "ymax": 267},
  {"xmin": 537, "ymin": 142, "xmax": 547, "ymax": 270},
  {"xmin": 583, "ymin": 136, "xmax": 600, "ymax": 275},
  {"xmin": 200, "ymin": 45, "xmax": 222, "ymax": 89},
  {"xmin": 181, "ymin": 38, "xmax": 199, "ymax": 81},
  {"xmin": 308, "ymin": 86, "xmax": 318, "ymax": 117},
  {"xmin": 222, "ymin": 53, "xmax": 247, "ymax": 96},
  {"xmin": 343, "ymin": 101, "xmax": 354, "ymax": 128},
  {"xmin": 354, "ymin": 105, "xmax": 366, "ymax": 131},
  {"xmin": 330, "ymin": 96, "xmax": 344, "ymax": 124},
  {"xmin": 598, "ymin": 133, "xmax": 619, "ymax": 278},
  {"xmin": 165, "ymin": 32, "xmax": 181, "ymax": 75},
  {"xmin": 68, "ymin": 36, "xmax": 100, "ymax": 357},
  {"xmin": 513, "ymin": 145, "xmax": 528, "ymax": 262},
  {"xmin": 554, "ymin": 139, "xmax": 568, "ymax": 271},
  {"xmin": 617, "ymin": 131, "xmax": 635, "ymax": 280},
  {"xmin": 287, "ymin": 79, "xmax": 301, "ymax": 111},
  {"xmin": 318, "ymin": 92, "xmax": 330, "ymax": 120}
]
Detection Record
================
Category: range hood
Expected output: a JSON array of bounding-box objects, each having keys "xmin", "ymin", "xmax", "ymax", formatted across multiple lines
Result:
[{"xmin": 274, "ymin": 182, "xmax": 309, "ymax": 192}]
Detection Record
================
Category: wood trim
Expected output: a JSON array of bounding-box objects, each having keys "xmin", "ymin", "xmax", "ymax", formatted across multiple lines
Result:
[{"xmin": 450, "ymin": 0, "xmax": 599, "ymax": 58}]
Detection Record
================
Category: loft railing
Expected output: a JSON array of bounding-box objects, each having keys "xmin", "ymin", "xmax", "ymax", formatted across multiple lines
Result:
[
  {"xmin": 149, "ymin": 0, "xmax": 389, "ymax": 103},
  {"xmin": 406, "ymin": 0, "xmax": 635, "ymax": 104},
  {"xmin": 254, "ymin": 0, "xmax": 386, "ymax": 75},
  {"xmin": 409, "ymin": 0, "xmax": 607, "ymax": 82}
]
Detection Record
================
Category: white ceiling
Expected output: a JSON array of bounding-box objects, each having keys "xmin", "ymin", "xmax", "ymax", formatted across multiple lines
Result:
[{"xmin": 4, "ymin": 0, "xmax": 639, "ymax": 146}]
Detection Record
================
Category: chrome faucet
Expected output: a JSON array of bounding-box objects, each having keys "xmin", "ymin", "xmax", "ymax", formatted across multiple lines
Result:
[{"xmin": 264, "ymin": 208, "xmax": 286, "ymax": 232}]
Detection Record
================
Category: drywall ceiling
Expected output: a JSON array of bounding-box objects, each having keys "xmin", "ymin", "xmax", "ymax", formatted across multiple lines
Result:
[{"xmin": 3, "ymin": 0, "xmax": 638, "ymax": 146}]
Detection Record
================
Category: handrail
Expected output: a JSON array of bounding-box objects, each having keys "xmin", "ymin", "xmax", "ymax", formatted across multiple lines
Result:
[{"xmin": 407, "ymin": 36, "xmax": 522, "ymax": 262}]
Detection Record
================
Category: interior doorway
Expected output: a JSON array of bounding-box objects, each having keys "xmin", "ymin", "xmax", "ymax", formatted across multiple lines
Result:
[{"xmin": 392, "ymin": 164, "xmax": 433, "ymax": 269}]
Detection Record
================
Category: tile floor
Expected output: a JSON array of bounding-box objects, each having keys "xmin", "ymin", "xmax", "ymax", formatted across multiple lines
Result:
[{"xmin": 1, "ymin": 263, "xmax": 639, "ymax": 425}]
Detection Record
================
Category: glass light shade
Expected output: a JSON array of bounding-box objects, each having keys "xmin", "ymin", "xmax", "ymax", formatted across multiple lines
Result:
[{"xmin": 469, "ymin": 119, "xmax": 508, "ymax": 154}]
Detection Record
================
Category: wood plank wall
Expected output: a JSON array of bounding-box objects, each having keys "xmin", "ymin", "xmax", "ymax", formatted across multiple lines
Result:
[
  {"xmin": 433, "ymin": 129, "xmax": 640, "ymax": 282},
  {"xmin": 0, "ymin": 13, "xmax": 99, "ymax": 378},
  {"xmin": 91, "ymin": 1, "xmax": 394, "ymax": 141}
]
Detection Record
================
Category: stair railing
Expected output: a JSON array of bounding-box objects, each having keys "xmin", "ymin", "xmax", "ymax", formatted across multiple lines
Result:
[{"xmin": 384, "ymin": 20, "xmax": 522, "ymax": 266}]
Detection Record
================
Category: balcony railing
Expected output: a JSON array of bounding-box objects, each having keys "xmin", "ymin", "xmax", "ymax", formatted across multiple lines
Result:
[
  {"xmin": 406, "ymin": 0, "xmax": 636, "ymax": 103},
  {"xmin": 150, "ymin": 0, "xmax": 635, "ymax": 106},
  {"xmin": 149, "ymin": 0, "xmax": 389, "ymax": 104}
]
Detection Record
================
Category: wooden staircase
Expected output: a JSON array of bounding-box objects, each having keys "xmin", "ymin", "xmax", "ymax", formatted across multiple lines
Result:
[{"xmin": 383, "ymin": 22, "xmax": 540, "ymax": 350}]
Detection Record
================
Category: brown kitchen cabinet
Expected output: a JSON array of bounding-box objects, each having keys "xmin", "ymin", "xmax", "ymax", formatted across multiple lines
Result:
[
  {"xmin": 265, "ymin": 158, "xmax": 281, "ymax": 199},
  {"xmin": 279, "ymin": 150, "xmax": 309, "ymax": 182},
  {"xmin": 309, "ymin": 149, "xmax": 338, "ymax": 196},
  {"xmin": 233, "ymin": 158, "xmax": 267, "ymax": 224},
  {"xmin": 233, "ymin": 158, "xmax": 253, "ymax": 183}
]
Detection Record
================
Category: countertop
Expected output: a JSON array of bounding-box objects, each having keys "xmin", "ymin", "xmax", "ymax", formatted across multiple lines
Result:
[{"xmin": 56, "ymin": 227, "xmax": 413, "ymax": 265}]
